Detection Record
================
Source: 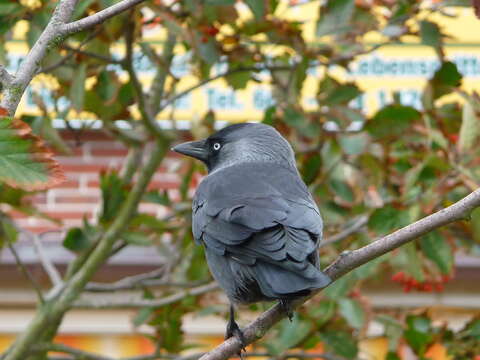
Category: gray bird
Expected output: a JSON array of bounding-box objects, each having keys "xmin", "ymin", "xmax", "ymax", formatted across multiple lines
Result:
[{"xmin": 172, "ymin": 123, "xmax": 330, "ymax": 346}]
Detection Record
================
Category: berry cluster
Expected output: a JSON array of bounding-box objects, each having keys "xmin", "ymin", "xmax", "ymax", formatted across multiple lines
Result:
[{"xmin": 391, "ymin": 272, "xmax": 451, "ymax": 293}]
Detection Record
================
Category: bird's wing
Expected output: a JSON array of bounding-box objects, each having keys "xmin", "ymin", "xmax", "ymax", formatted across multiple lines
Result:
[{"xmin": 192, "ymin": 163, "xmax": 324, "ymax": 276}]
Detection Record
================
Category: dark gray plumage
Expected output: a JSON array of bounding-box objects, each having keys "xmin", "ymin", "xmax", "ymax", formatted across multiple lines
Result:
[{"xmin": 172, "ymin": 123, "xmax": 330, "ymax": 345}]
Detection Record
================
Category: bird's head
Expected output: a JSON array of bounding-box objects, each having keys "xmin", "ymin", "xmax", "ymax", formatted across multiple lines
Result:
[{"xmin": 172, "ymin": 123, "xmax": 297, "ymax": 173}]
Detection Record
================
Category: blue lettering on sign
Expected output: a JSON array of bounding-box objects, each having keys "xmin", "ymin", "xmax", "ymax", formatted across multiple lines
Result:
[
  {"xmin": 376, "ymin": 89, "xmax": 422, "ymax": 109},
  {"xmin": 252, "ymin": 88, "xmax": 275, "ymax": 110},
  {"xmin": 206, "ymin": 88, "xmax": 244, "ymax": 110}
]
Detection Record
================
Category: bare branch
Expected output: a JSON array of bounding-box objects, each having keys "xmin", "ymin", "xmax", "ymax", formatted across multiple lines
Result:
[
  {"xmin": 31, "ymin": 233, "xmax": 62, "ymax": 287},
  {"xmin": 85, "ymin": 267, "xmax": 166, "ymax": 292},
  {"xmin": 198, "ymin": 188, "xmax": 480, "ymax": 360},
  {"xmin": 60, "ymin": 0, "xmax": 147, "ymax": 36},
  {"xmin": 7, "ymin": 242, "xmax": 44, "ymax": 303},
  {"xmin": 76, "ymin": 282, "xmax": 219, "ymax": 308}
]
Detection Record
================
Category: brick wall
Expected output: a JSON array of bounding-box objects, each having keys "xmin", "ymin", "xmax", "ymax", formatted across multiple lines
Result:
[{"xmin": 6, "ymin": 130, "xmax": 183, "ymax": 234}]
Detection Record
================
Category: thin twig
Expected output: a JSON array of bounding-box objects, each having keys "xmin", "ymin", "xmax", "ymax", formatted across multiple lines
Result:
[
  {"xmin": 30, "ymin": 233, "xmax": 63, "ymax": 287},
  {"xmin": 85, "ymin": 267, "xmax": 166, "ymax": 292},
  {"xmin": 76, "ymin": 281, "xmax": 219, "ymax": 308},
  {"xmin": 7, "ymin": 242, "xmax": 44, "ymax": 303},
  {"xmin": 320, "ymin": 215, "xmax": 369, "ymax": 247}
]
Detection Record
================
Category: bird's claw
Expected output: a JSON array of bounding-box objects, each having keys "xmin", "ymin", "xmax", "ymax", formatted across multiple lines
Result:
[
  {"xmin": 280, "ymin": 299, "xmax": 294, "ymax": 322},
  {"xmin": 226, "ymin": 319, "xmax": 247, "ymax": 358}
]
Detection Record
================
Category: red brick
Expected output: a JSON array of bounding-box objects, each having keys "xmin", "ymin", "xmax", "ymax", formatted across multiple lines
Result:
[
  {"xmin": 43, "ymin": 211, "xmax": 94, "ymax": 220},
  {"xmin": 24, "ymin": 226, "xmax": 63, "ymax": 234},
  {"xmin": 60, "ymin": 164, "xmax": 118, "ymax": 172},
  {"xmin": 59, "ymin": 130, "xmax": 112, "ymax": 141},
  {"xmin": 90, "ymin": 148, "xmax": 129, "ymax": 157},
  {"xmin": 52, "ymin": 179, "xmax": 80, "ymax": 189},
  {"xmin": 55, "ymin": 196, "xmax": 100, "ymax": 204}
]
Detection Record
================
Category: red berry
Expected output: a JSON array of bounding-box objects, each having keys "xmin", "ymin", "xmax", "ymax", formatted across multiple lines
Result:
[
  {"xmin": 434, "ymin": 283, "xmax": 444, "ymax": 292},
  {"xmin": 422, "ymin": 283, "xmax": 434, "ymax": 292},
  {"xmin": 391, "ymin": 272, "xmax": 405, "ymax": 282},
  {"xmin": 441, "ymin": 274, "xmax": 451, "ymax": 282}
]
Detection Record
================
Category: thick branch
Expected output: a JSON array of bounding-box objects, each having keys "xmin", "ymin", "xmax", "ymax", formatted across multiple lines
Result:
[
  {"xmin": 199, "ymin": 188, "xmax": 480, "ymax": 360},
  {"xmin": 0, "ymin": 65, "xmax": 14, "ymax": 87},
  {"xmin": 0, "ymin": 0, "xmax": 79, "ymax": 115},
  {"xmin": 3, "ymin": 141, "xmax": 171, "ymax": 360},
  {"xmin": 60, "ymin": 0, "xmax": 147, "ymax": 36}
]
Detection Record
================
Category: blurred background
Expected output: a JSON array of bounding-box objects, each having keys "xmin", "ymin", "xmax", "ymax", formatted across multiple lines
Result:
[{"xmin": 1, "ymin": 0, "xmax": 480, "ymax": 359}]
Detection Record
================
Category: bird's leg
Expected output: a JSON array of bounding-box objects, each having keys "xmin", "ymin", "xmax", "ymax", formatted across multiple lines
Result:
[
  {"xmin": 279, "ymin": 299, "xmax": 294, "ymax": 322},
  {"xmin": 226, "ymin": 304, "xmax": 247, "ymax": 356}
]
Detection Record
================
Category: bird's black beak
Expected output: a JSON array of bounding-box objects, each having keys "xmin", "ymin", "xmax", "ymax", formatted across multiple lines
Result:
[{"xmin": 171, "ymin": 140, "xmax": 208, "ymax": 162}]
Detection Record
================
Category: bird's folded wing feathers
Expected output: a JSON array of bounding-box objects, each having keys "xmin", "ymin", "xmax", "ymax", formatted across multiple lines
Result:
[{"xmin": 192, "ymin": 163, "xmax": 323, "ymax": 273}]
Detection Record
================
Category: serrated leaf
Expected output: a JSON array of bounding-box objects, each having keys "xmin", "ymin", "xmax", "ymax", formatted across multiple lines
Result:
[
  {"xmin": 69, "ymin": 63, "xmax": 87, "ymax": 111},
  {"xmin": 0, "ymin": 116, "xmax": 65, "ymax": 191},
  {"xmin": 339, "ymin": 298, "xmax": 365, "ymax": 329},
  {"xmin": 420, "ymin": 230, "xmax": 453, "ymax": 274},
  {"xmin": 301, "ymin": 153, "xmax": 322, "ymax": 185}
]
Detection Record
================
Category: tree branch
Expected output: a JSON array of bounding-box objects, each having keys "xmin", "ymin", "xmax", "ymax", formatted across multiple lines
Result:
[
  {"xmin": 60, "ymin": 0, "xmax": 147, "ymax": 36},
  {"xmin": 76, "ymin": 281, "xmax": 218, "ymax": 308},
  {"xmin": 0, "ymin": 65, "xmax": 14, "ymax": 87},
  {"xmin": 0, "ymin": 0, "xmax": 79, "ymax": 115},
  {"xmin": 3, "ymin": 140, "xmax": 171, "ymax": 360},
  {"xmin": 320, "ymin": 215, "xmax": 369, "ymax": 248},
  {"xmin": 85, "ymin": 267, "xmax": 166, "ymax": 292},
  {"xmin": 198, "ymin": 188, "xmax": 480, "ymax": 360},
  {"xmin": 7, "ymin": 241, "xmax": 44, "ymax": 303},
  {"xmin": 31, "ymin": 233, "xmax": 63, "ymax": 287}
]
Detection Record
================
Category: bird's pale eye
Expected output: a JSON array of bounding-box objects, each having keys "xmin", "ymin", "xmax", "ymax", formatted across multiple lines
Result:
[{"xmin": 213, "ymin": 142, "xmax": 221, "ymax": 151}]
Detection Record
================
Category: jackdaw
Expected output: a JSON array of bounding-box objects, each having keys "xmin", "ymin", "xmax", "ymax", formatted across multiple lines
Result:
[{"xmin": 172, "ymin": 122, "xmax": 330, "ymax": 346}]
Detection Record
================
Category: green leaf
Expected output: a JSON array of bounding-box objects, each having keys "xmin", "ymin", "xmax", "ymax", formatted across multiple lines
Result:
[
  {"xmin": 324, "ymin": 273, "xmax": 355, "ymax": 299},
  {"xmin": 366, "ymin": 105, "xmax": 421, "ymax": 139},
  {"xmin": 420, "ymin": 20, "xmax": 442, "ymax": 50},
  {"xmin": 339, "ymin": 298, "xmax": 365, "ymax": 329},
  {"xmin": 471, "ymin": 208, "xmax": 480, "ymax": 244},
  {"xmin": 133, "ymin": 307, "xmax": 154, "ymax": 327},
  {"xmin": 266, "ymin": 316, "xmax": 312, "ymax": 355},
  {"xmin": 225, "ymin": 70, "xmax": 251, "ymax": 90},
  {"xmin": 69, "ymin": 63, "xmax": 87, "ymax": 111},
  {"xmin": 0, "ymin": 219, "xmax": 18, "ymax": 247},
  {"xmin": 244, "ymin": 0, "xmax": 265, "ymax": 20},
  {"xmin": 283, "ymin": 107, "xmax": 320, "ymax": 138},
  {"xmin": 316, "ymin": 0, "xmax": 355, "ymax": 37},
  {"xmin": 100, "ymin": 172, "xmax": 128, "ymax": 223},
  {"xmin": 320, "ymin": 331, "xmax": 358, "ymax": 359},
  {"xmin": 368, "ymin": 205, "xmax": 410, "ymax": 235},
  {"xmin": 428, "ymin": 61, "xmax": 462, "ymax": 100},
  {"xmin": 329, "ymin": 179, "xmax": 354, "ymax": 203},
  {"xmin": 404, "ymin": 315, "xmax": 433, "ymax": 354},
  {"xmin": 403, "ymin": 242, "xmax": 425, "ymax": 282},
  {"xmin": 0, "ymin": 116, "xmax": 64, "ymax": 191},
  {"xmin": 122, "ymin": 231, "xmax": 152, "ymax": 246},
  {"xmin": 301, "ymin": 153, "xmax": 322, "ymax": 185},
  {"xmin": 420, "ymin": 231, "xmax": 453, "ymax": 274},
  {"xmin": 458, "ymin": 94, "xmax": 480, "ymax": 153},
  {"xmin": 63, "ymin": 227, "xmax": 90, "ymax": 252},
  {"xmin": 309, "ymin": 300, "xmax": 336, "ymax": 326},
  {"xmin": 206, "ymin": 0, "xmax": 235, "ymax": 4},
  {"xmin": 325, "ymin": 84, "xmax": 361, "ymax": 105}
]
